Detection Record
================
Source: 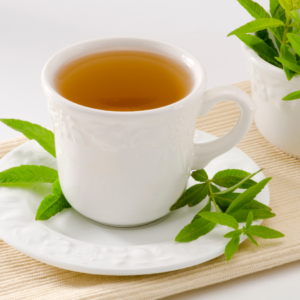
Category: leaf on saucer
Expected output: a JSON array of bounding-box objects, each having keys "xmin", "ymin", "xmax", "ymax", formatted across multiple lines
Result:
[
  {"xmin": 246, "ymin": 211, "xmax": 254, "ymax": 228},
  {"xmin": 214, "ymin": 169, "xmax": 263, "ymax": 196},
  {"xmin": 214, "ymin": 193, "xmax": 240, "ymax": 212},
  {"xmin": 191, "ymin": 198, "xmax": 211, "ymax": 222},
  {"xmin": 199, "ymin": 212, "xmax": 239, "ymax": 229},
  {"xmin": 175, "ymin": 218, "xmax": 216, "ymax": 243},
  {"xmin": 0, "ymin": 165, "xmax": 58, "ymax": 184},
  {"xmin": 243, "ymin": 199, "xmax": 271, "ymax": 211},
  {"xmin": 224, "ymin": 229, "xmax": 242, "ymax": 238},
  {"xmin": 170, "ymin": 183, "xmax": 208, "ymax": 210},
  {"xmin": 188, "ymin": 183, "xmax": 209, "ymax": 207},
  {"xmin": 36, "ymin": 179, "xmax": 71, "ymax": 220},
  {"xmin": 191, "ymin": 169, "xmax": 208, "ymax": 182},
  {"xmin": 229, "ymin": 209, "xmax": 275, "ymax": 222},
  {"xmin": 225, "ymin": 177, "xmax": 272, "ymax": 215},
  {"xmin": 0, "ymin": 119, "xmax": 56, "ymax": 157},
  {"xmin": 212, "ymin": 169, "xmax": 257, "ymax": 189}
]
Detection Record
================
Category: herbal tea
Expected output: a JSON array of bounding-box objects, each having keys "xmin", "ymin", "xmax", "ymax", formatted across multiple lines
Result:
[{"xmin": 55, "ymin": 50, "xmax": 193, "ymax": 111}]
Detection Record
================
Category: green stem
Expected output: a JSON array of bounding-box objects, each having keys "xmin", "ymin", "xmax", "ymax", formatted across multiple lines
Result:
[
  {"xmin": 208, "ymin": 183, "xmax": 220, "ymax": 213},
  {"xmin": 282, "ymin": 15, "xmax": 291, "ymax": 45}
]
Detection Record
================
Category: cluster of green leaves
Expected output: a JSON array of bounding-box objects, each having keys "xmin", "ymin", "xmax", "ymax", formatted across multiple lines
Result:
[
  {"xmin": 0, "ymin": 119, "xmax": 70, "ymax": 220},
  {"xmin": 171, "ymin": 168, "xmax": 284, "ymax": 261},
  {"xmin": 228, "ymin": 0, "xmax": 300, "ymax": 100}
]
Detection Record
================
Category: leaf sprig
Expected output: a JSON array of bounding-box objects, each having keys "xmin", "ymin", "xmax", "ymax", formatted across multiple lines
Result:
[
  {"xmin": 228, "ymin": 0, "xmax": 300, "ymax": 100},
  {"xmin": 0, "ymin": 119, "xmax": 69, "ymax": 220},
  {"xmin": 171, "ymin": 168, "xmax": 284, "ymax": 260}
]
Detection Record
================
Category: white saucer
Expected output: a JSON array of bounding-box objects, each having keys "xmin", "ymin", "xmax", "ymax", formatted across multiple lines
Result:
[{"xmin": 0, "ymin": 130, "xmax": 269, "ymax": 275}]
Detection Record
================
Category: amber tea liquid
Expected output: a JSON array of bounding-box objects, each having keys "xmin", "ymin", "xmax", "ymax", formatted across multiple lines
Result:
[{"xmin": 55, "ymin": 50, "xmax": 193, "ymax": 111}]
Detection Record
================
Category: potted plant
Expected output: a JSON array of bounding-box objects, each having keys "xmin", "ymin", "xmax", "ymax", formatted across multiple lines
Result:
[{"xmin": 228, "ymin": 0, "xmax": 300, "ymax": 158}]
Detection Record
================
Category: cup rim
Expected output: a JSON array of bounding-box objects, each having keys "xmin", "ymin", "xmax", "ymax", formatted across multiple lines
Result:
[{"xmin": 41, "ymin": 37, "xmax": 207, "ymax": 117}]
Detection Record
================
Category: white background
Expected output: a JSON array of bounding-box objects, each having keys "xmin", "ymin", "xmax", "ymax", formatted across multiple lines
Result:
[{"xmin": 0, "ymin": 1, "xmax": 300, "ymax": 299}]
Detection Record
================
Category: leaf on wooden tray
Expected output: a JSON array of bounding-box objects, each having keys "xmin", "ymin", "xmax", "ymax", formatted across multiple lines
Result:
[
  {"xmin": 247, "ymin": 225, "xmax": 285, "ymax": 239},
  {"xmin": 225, "ymin": 236, "xmax": 240, "ymax": 261}
]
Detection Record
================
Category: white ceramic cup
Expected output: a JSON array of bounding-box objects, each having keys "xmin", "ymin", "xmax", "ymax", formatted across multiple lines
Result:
[{"xmin": 42, "ymin": 37, "xmax": 255, "ymax": 227}]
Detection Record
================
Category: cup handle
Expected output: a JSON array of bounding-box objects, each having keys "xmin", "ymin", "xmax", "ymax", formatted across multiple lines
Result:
[{"xmin": 191, "ymin": 85, "xmax": 256, "ymax": 170}]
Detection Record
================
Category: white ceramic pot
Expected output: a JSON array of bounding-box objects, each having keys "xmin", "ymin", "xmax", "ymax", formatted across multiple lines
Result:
[{"xmin": 242, "ymin": 43, "xmax": 300, "ymax": 158}]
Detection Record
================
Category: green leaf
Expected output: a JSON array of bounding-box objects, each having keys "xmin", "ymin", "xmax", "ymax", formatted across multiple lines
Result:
[
  {"xmin": 36, "ymin": 179, "xmax": 71, "ymax": 220},
  {"xmin": 272, "ymin": 4, "xmax": 288, "ymax": 47},
  {"xmin": 199, "ymin": 212, "xmax": 239, "ymax": 229},
  {"xmin": 215, "ymin": 193, "xmax": 240, "ymax": 212},
  {"xmin": 275, "ymin": 56, "xmax": 300, "ymax": 72},
  {"xmin": 270, "ymin": 0, "xmax": 279, "ymax": 16},
  {"xmin": 237, "ymin": 0, "xmax": 270, "ymax": 19},
  {"xmin": 243, "ymin": 199, "xmax": 272, "ymax": 211},
  {"xmin": 175, "ymin": 218, "xmax": 216, "ymax": 243},
  {"xmin": 287, "ymin": 10, "xmax": 300, "ymax": 25},
  {"xmin": 225, "ymin": 177, "xmax": 272, "ymax": 214},
  {"xmin": 282, "ymin": 90, "xmax": 300, "ymax": 100},
  {"xmin": 214, "ymin": 196, "xmax": 271, "ymax": 213},
  {"xmin": 191, "ymin": 198, "xmax": 211, "ymax": 222},
  {"xmin": 229, "ymin": 209, "xmax": 275, "ymax": 222},
  {"xmin": 247, "ymin": 225, "xmax": 285, "ymax": 239},
  {"xmin": 293, "ymin": 27, "xmax": 300, "ymax": 34},
  {"xmin": 287, "ymin": 33, "xmax": 300, "ymax": 56},
  {"xmin": 278, "ymin": 0, "xmax": 292, "ymax": 11},
  {"xmin": 188, "ymin": 184, "xmax": 209, "ymax": 207},
  {"xmin": 214, "ymin": 169, "xmax": 263, "ymax": 196},
  {"xmin": 225, "ymin": 236, "xmax": 240, "ymax": 261},
  {"xmin": 280, "ymin": 44, "xmax": 297, "ymax": 80},
  {"xmin": 246, "ymin": 233, "xmax": 259, "ymax": 246},
  {"xmin": 224, "ymin": 229, "xmax": 243, "ymax": 238},
  {"xmin": 237, "ymin": 34, "xmax": 282, "ymax": 67},
  {"xmin": 0, "ymin": 119, "xmax": 56, "ymax": 157},
  {"xmin": 191, "ymin": 169, "xmax": 208, "ymax": 182},
  {"xmin": 172, "ymin": 183, "xmax": 209, "ymax": 210},
  {"xmin": 255, "ymin": 30, "xmax": 278, "ymax": 53},
  {"xmin": 246, "ymin": 211, "xmax": 253, "ymax": 228},
  {"xmin": 0, "ymin": 165, "xmax": 58, "ymax": 184},
  {"xmin": 170, "ymin": 183, "xmax": 208, "ymax": 210},
  {"xmin": 228, "ymin": 18, "xmax": 285, "ymax": 36},
  {"xmin": 212, "ymin": 169, "xmax": 257, "ymax": 189}
]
